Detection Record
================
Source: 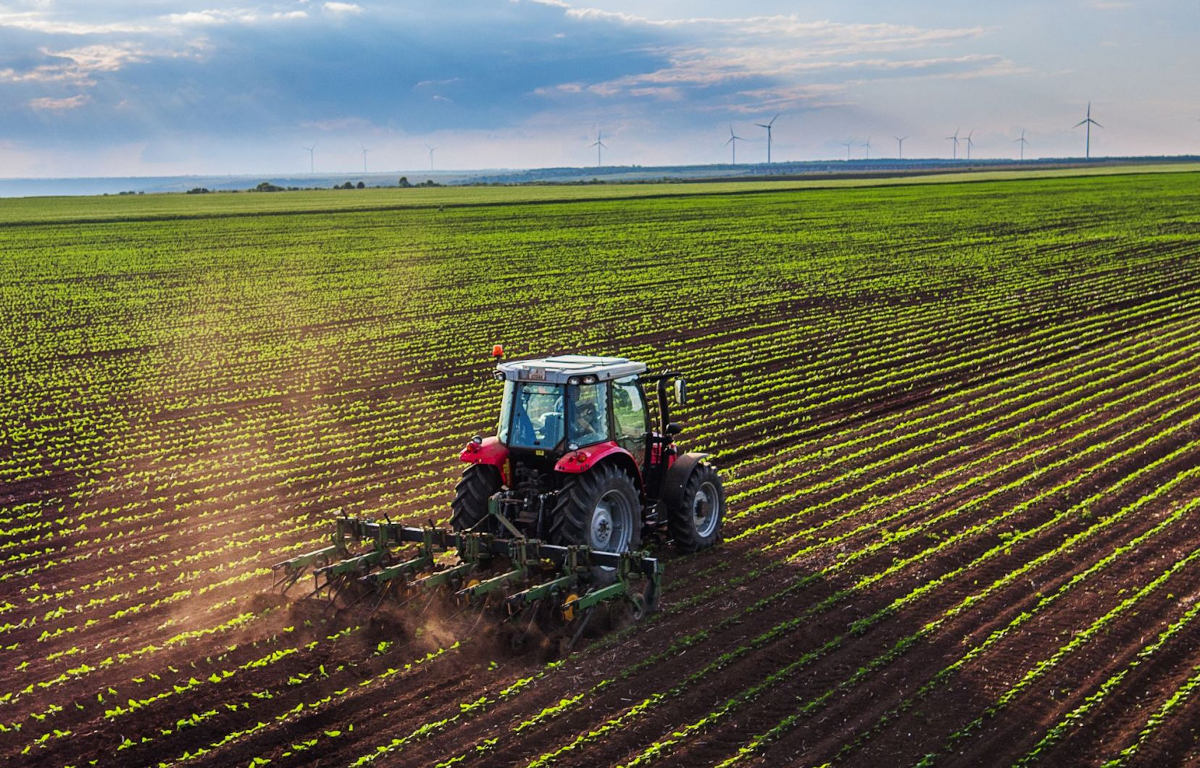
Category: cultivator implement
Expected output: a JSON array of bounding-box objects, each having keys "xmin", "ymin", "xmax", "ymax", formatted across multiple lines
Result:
[{"xmin": 271, "ymin": 505, "xmax": 662, "ymax": 645}]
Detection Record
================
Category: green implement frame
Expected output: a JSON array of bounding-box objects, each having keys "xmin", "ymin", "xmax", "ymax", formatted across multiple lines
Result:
[{"xmin": 270, "ymin": 511, "xmax": 662, "ymax": 625}]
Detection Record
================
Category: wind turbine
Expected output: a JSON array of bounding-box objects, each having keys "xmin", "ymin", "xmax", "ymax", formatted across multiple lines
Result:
[
  {"xmin": 862, "ymin": 137, "xmax": 872, "ymax": 160},
  {"xmin": 425, "ymin": 144, "xmax": 437, "ymax": 171},
  {"xmin": 895, "ymin": 136, "xmax": 907, "ymax": 159},
  {"xmin": 946, "ymin": 128, "xmax": 959, "ymax": 160},
  {"xmin": 755, "ymin": 114, "xmax": 779, "ymax": 164},
  {"xmin": 964, "ymin": 130, "xmax": 975, "ymax": 160},
  {"xmin": 1014, "ymin": 129, "xmax": 1029, "ymax": 161},
  {"xmin": 841, "ymin": 138, "xmax": 854, "ymax": 160},
  {"xmin": 725, "ymin": 124, "xmax": 745, "ymax": 164},
  {"xmin": 361, "ymin": 146, "xmax": 369, "ymax": 173},
  {"xmin": 591, "ymin": 129, "xmax": 607, "ymax": 167},
  {"xmin": 1074, "ymin": 102, "xmax": 1102, "ymax": 159},
  {"xmin": 303, "ymin": 145, "xmax": 315, "ymax": 173}
]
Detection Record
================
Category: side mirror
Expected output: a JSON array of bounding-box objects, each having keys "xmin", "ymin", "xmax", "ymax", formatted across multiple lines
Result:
[
  {"xmin": 665, "ymin": 422, "xmax": 683, "ymax": 436},
  {"xmin": 673, "ymin": 378, "xmax": 687, "ymax": 406}
]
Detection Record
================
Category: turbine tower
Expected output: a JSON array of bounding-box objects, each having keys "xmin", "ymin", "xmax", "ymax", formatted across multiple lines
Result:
[
  {"xmin": 591, "ymin": 129, "xmax": 607, "ymax": 167},
  {"xmin": 841, "ymin": 138, "xmax": 854, "ymax": 160},
  {"xmin": 895, "ymin": 136, "xmax": 907, "ymax": 159},
  {"xmin": 361, "ymin": 146, "xmax": 369, "ymax": 173},
  {"xmin": 964, "ymin": 130, "xmax": 975, "ymax": 160},
  {"xmin": 862, "ymin": 137, "xmax": 872, "ymax": 160},
  {"xmin": 303, "ymin": 145, "xmax": 315, "ymax": 173},
  {"xmin": 945, "ymin": 128, "xmax": 959, "ymax": 160},
  {"xmin": 725, "ymin": 124, "xmax": 745, "ymax": 164},
  {"xmin": 1014, "ymin": 129, "xmax": 1029, "ymax": 161},
  {"xmin": 1074, "ymin": 102, "xmax": 1102, "ymax": 159},
  {"xmin": 755, "ymin": 114, "xmax": 779, "ymax": 164},
  {"xmin": 426, "ymin": 144, "xmax": 437, "ymax": 171}
]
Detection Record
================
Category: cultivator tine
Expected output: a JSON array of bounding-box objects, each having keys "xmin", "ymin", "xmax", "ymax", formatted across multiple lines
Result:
[
  {"xmin": 330, "ymin": 580, "xmax": 372, "ymax": 614},
  {"xmin": 272, "ymin": 568, "xmax": 304, "ymax": 594},
  {"xmin": 367, "ymin": 580, "xmax": 400, "ymax": 615},
  {"xmin": 271, "ymin": 543, "xmax": 342, "ymax": 594},
  {"xmin": 562, "ymin": 607, "xmax": 595, "ymax": 653}
]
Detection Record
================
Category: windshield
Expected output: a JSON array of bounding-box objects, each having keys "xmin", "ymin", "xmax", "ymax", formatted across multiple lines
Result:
[{"xmin": 503, "ymin": 381, "xmax": 565, "ymax": 450}]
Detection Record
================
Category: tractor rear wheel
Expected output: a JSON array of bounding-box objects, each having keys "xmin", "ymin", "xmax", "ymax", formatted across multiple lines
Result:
[
  {"xmin": 550, "ymin": 464, "xmax": 642, "ymax": 556},
  {"xmin": 450, "ymin": 464, "xmax": 502, "ymax": 532},
  {"xmin": 669, "ymin": 462, "xmax": 724, "ymax": 553}
]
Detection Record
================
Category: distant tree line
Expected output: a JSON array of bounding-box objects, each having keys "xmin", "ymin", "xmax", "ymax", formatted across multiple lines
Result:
[
  {"xmin": 236, "ymin": 178, "xmax": 443, "ymax": 193},
  {"xmin": 398, "ymin": 177, "xmax": 440, "ymax": 188}
]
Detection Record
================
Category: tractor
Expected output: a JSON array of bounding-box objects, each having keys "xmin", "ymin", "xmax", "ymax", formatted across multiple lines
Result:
[
  {"xmin": 454, "ymin": 350, "xmax": 724, "ymax": 557},
  {"xmin": 272, "ymin": 349, "xmax": 724, "ymax": 645}
]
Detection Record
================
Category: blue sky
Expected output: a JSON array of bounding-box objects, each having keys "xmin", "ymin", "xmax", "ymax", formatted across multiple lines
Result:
[{"xmin": 0, "ymin": 0, "xmax": 1196, "ymax": 177}]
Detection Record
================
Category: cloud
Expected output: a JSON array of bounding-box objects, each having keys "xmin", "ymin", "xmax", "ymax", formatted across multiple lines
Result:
[
  {"xmin": 521, "ymin": 9, "xmax": 999, "ymax": 117},
  {"xmin": 562, "ymin": 9, "xmax": 983, "ymax": 50},
  {"xmin": 0, "ymin": 43, "xmax": 149, "ymax": 89},
  {"xmin": 48, "ymin": 44, "xmax": 147, "ymax": 73},
  {"xmin": 0, "ymin": 11, "xmax": 155, "ymax": 35},
  {"xmin": 29, "ymin": 93, "xmax": 89, "ymax": 110},
  {"xmin": 414, "ymin": 77, "xmax": 463, "ymax": 89},
  {"xmin": 164, "ymin": 9, "xmax": 308, "ymax": 26},
  {"xmin": 323, "ymin": 2, "xmax": 363, "ymax": 14}
]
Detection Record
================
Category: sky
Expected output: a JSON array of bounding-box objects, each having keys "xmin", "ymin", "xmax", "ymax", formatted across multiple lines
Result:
[{"xmin": 0, "ymin": 0, "xmax": 1197, "ymax": 177}]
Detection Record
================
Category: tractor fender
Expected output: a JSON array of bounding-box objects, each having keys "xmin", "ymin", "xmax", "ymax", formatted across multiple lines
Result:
[
  {"xmin": 460, "ymin": 436, "xmax": 509, "ymax": 467},
  {"xmin": 555, "ymin": 442, "xmax": 642, "ymax": 486},
  {"xmin": 660, "ymin": 452, "xmax": 711, "ymax": 511}
]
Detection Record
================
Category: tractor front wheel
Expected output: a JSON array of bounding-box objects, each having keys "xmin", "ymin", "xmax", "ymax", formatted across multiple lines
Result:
[
  {"xmin": 550, "ymin": 464, "xmax": 642, "ymax": 556},
  {"xmin": 669, "ymin": 462, "xmax": 725, "ymax": 553},
  {"xmin": 450, "ymin": 464, "xmax": 502, "ymax": 532}
]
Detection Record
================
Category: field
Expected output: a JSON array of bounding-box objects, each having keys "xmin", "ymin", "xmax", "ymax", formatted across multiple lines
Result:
[{"xmin": 3, "ymin": 169, "xmax": 1200, "ymax": 767}]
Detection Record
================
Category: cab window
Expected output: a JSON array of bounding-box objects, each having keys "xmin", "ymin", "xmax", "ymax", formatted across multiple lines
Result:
[
  {"xmin": 611, "ymin": 376, "xmax": 649, "ymax": 457},
  {"xmin": 567, "ymin": 382, "xmax": 609, "ymax": 447},
  {"xmin": 506, "ymin": 382, "xmax": 565, "ymax": 450}
]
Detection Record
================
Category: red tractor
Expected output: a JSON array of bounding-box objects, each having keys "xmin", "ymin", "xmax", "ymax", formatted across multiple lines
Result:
[
  {"xmin": 454, "ymin": 352, "xmax": 725, "ymax": 558},
  {"xmin": 273, "ymin": 350, "xmax": 724, "ymax": 636}
]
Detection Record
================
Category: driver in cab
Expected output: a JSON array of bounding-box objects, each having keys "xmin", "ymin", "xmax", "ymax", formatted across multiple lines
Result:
[{"xmin": 570, "ymin": 396, "xmax": 606, "ymax": 446}]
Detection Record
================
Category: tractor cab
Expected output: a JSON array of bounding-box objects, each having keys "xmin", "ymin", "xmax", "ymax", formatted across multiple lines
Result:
[{"xmin": 496, "ymin": 355, "xmax": 648, "ymax": 454}]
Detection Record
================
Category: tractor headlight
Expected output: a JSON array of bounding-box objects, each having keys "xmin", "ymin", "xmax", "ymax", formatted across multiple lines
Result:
[
  {"xmin": 493, "ymin": 371, "xmax": 506, "ymax": 381},
  {"xmin": 568, "ymin": 376, "xmax": 581, "ymax": 385},
  {"xmin": 582, "ymin": 375, "xmax": 598, "ymax": 384}
]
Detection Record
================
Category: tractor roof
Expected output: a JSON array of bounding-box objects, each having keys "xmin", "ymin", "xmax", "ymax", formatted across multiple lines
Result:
[{"xmin": 496, "ymin": 354, "xmax": 647, "ymax": 384}]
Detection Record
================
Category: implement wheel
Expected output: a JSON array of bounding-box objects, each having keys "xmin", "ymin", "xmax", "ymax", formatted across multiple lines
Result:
[
  {"xmin": 550, "ymin": 464, "xmax": 641, "ymax": 580},
  {"xmin": 669, "ymin": 462, "xmax": 725, "ymax": 553},
  {"xmin": 450, "ymin": 464, "xmax": 502, "ymax": 533}
]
